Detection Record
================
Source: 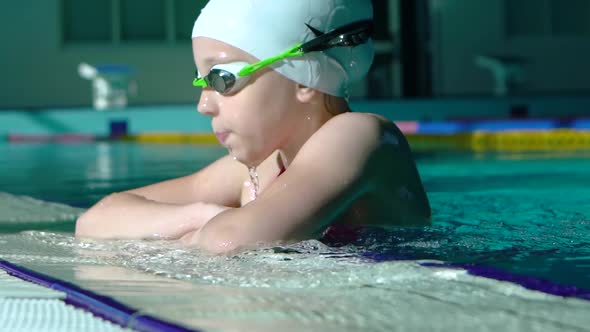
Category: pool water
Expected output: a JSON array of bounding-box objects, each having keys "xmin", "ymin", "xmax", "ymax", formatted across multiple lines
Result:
[
  {"xmin": 418, "ymin": 151, "xmax": 590, "ymax": 289},
  {"xmin": 1, "ymin": 142, "xmax": 589, "ymax": 331}
]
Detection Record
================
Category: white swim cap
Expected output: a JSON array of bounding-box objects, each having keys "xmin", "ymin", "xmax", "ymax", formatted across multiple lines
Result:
[{"xmin": 192, "ymin": 0, "xmax": 374, "ymax": 97}]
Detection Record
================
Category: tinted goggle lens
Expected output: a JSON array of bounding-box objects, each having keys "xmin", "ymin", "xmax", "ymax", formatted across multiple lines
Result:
[
  {"xmin": 203, "ymin": 69, "xmax": 236, "ymax": 94},
  {"xmin": 193, "ymin": 62, "xmax": 250, "ymax": 95}
]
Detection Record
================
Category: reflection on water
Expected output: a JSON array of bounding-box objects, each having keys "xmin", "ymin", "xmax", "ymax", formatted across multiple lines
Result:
[
  {"xmin": 0, "ymin": 142, "xmax": 226, "ymax": 207},
  {"xmin": 0, "ymin": 192, "xmax": 83, "ymax": 232}
]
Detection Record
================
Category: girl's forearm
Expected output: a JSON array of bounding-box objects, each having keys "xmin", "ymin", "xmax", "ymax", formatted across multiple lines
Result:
[{"xmin": 75, "ymin": 192, "xmax": 210, "ymax": 240}]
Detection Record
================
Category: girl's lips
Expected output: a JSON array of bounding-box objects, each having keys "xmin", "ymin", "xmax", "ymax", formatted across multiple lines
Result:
[{"xmin": 215, "ymin": 132, "xmax": 230, "ymax": 144}]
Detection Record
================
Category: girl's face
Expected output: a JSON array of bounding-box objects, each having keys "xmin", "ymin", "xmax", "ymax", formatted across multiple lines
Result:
[{"xmin": 193, "ymin": 37, "xmax": 300, "ymax": 167}]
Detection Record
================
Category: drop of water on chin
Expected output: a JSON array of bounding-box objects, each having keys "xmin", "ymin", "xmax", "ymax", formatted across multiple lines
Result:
[
  {"xmin": 227, "ymin": 148, "xmax": 235, "ymax": 160},
  {"xmin": 248, "ymin": 166, "xmax": 260, "ymax": 200}
]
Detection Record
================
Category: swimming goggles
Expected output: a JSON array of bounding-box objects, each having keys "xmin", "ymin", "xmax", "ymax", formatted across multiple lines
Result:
[{"xmin": 193, "ymin": 19, "xmax": 373, "ymax": 95}]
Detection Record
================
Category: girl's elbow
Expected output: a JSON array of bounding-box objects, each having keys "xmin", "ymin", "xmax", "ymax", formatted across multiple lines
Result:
[
  {"xmin": 74, "ymin": 194, "xmax": 115, "ymax": 238},
  {"xmin": 190, "ymin": 223, "xmax": 246, "ymax": 254},
  {"xmin": 74, "ymin": 210, "xmax": 93, "ymax": 238}
]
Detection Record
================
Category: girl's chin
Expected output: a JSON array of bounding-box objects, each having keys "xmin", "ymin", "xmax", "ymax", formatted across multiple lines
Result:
[{"xmin": 228, "ymin": 149, "xmax": 267, "ymax": 168}]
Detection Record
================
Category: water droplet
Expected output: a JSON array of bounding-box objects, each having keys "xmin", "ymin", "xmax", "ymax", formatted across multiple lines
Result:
[{"xmin": 248, "ymin": 166, "xmax": 260, "ymax": 200}]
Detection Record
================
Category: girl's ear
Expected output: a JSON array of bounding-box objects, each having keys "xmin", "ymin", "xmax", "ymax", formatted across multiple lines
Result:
[{"xmin": 295, "ymin": 84, "xmax": 321, "ymax": 104}]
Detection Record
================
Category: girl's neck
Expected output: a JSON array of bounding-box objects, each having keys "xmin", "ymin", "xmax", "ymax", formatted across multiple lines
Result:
[
  {"xmin": 270, "ymin": 94, "xmax": 350, "ymax": 171},
  {"xmin": 278, "ymin": 108, "xmax": 348, "ymax": 169}
]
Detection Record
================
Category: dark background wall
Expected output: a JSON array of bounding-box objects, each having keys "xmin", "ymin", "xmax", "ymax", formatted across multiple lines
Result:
[{"xmin": 1, "ymin": 0, "xmax": 589, "ymax": 109}]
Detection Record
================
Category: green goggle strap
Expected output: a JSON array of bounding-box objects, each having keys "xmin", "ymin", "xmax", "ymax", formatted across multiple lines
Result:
[
  {"xmin": 237, "ymin": 43, "xmax": 304, "ymax": 76},
  {"xmin": 193, "ymin": 77, "xmax": 207, "ymax": 88},
  {"xmin": 193, "ymin": 43, "xmax": 304, "ymax": 88}
]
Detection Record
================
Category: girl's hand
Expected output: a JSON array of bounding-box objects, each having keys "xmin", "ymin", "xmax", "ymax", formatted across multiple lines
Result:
[
  {"xmin": 179, "ymin": 202, "xmax": 233, "ymax": 244},
  {"xmin": 187, "ymin": 202, "xmax": 232, "ymax": 227}
]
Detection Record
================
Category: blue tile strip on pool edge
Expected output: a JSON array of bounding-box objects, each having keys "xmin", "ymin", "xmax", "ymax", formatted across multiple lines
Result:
[
  {"xmin": 362, "ymin": 252, "xmax": 590, "ymax": 301},
  {"xmin": 0, "ymin": 258, "xmax": 198, "ymax": 332}
]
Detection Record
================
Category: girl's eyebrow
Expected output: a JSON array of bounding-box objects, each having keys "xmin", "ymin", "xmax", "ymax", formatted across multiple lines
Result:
[
  {"xmin": 202, "ymin": 56, "xmax": 219, "ymax": 66},
  {"xmin": 202, "ymin": 55, "xmax": 243, "ymax": 67},
  {"xmin": 197, "ymin": 56, "xmax": 222, "ymax": 75},
  {"xmin": 199, "ymin": 58, "xmax": 247, "ymax": 77}
]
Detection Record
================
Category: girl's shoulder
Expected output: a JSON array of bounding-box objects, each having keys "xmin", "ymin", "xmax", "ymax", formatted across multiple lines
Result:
[
  {"xmin": 323, "ymin": 112, "xmax": 399, "ymax": 133},
  {"xmin": 314, "ymin": 112, "xmax": 408, "ymax": 151}
]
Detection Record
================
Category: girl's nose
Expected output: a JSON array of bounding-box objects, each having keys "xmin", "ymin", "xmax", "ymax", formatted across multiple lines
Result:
[{"xmin": 197, "ymin": 89, "xmax": 219, "ymax": 117}]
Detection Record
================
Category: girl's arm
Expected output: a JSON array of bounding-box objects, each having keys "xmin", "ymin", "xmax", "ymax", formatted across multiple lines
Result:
[
  {"xmin": 75, "ymin": 193, "xmax": 230, "ymax": 239},
  {"xmin": 75, "ymin": 155, "xmax": 245, "ymax": 240}
]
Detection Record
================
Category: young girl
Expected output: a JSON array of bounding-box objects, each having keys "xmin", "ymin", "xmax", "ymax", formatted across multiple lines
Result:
[{"xmin": 75, "ymin": 0, "xmax": 431, "ymax": 253}]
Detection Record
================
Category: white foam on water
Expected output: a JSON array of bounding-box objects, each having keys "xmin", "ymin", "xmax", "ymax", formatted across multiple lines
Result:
[{"xmin": 1, "ymin": 231, "xmax": 589, "ymax": 332}]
